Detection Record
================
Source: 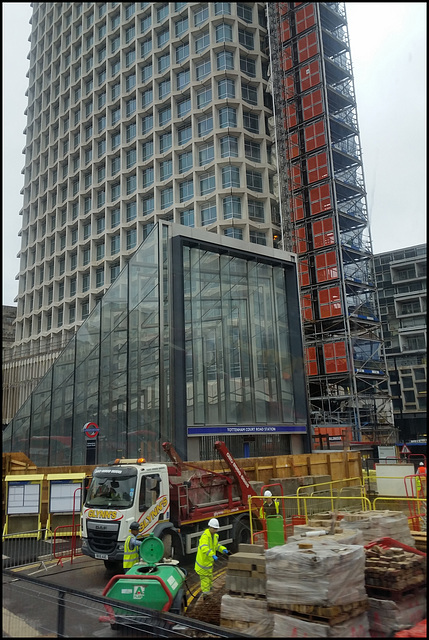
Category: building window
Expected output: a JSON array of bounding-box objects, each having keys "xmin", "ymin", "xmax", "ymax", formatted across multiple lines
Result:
[
  {"xmin": 219, "ymin": 106, "xmax": 237, "ymax": 128},
  {"xmin": 224, "ymin": 228, "xmax": 243, "ymax": 239},
  {"xmin": 157, "ymin": 3, "xmax": 169, "ymax": 23},
  {"xmin": 161, "ymin": 187, "xmax": 173, "ymax": 209},
  {"xmin": 216, "ymin": 23, "xmax": 233, "ymax": 43},
  {"xmin": 158, "ymin": 53, "xmax": 170, "ymax": 74},
  {"xmin": 143, "ymin": 196, "xmax": 154, "ymax": 215},
  {"xmin": 220, "ymin": 135, "xmax": 238, "ymax": 157},
  {"xmin": 196, "ymin": 59, "xmax": 211, "ymax": 81},
  {"xmin": 141, "ymin": 64, "xmax": 152, "ymax": 83},
  {"xmin": 199, "ymin": 143, "xmax": 214, "ymax": 166},
  {"xmin": 195, "ymin": 30, "xmax": 210, "ymax": 54},
  {"xmin": 177, "ymin": 69, "xmax": 190, "ymax": 90},
  {"xmin": 250, "ymin": 230, "xmax": 266, "ymax": 245},
  {"xmin": 178, "ymin": 124, "xmax": 192, "ymax": 146},
  {"xmin": 201, "ymin": 201, "xmax": 217, "ymax": 226},
  {"xmin": 126, "ymin": 148, "xmax": 137, "ymax": 168},
  {"xmin": 194, "ymin": 5, "xmax": 208, "ymax": 26},
  {"xmin": 159, "ymin": 79, "xmax": 171, "ymax": 99},
  {"xmin": 111, "ymin": 208, "xmax": 120, "ymax": 228},
  {"xmin": 126, "ymin": 175, "xmax": 137, "ymax": 195},
  {"xmin": 248, "ymin": 200, "xmax": 265, "ymax": 222},
  {"xmin": 223, "ymin": 196, "xmax": 242, "ymax": 219},
  {"xmin": 160, "ymin": 159, "xmax": 173, "ymax": 181},
  {"xmin": 222, "ymin": 166, "xmax": 240, "ymax": 188},
  {"xmin": 142, "ymin": 88, "xmax": 153, "ymax": 106},
  {"xmin": 142, "ymin": 167, "xmax": 154, "ymax": 187},
  {"xmin": 175, "ymin": 17, "xmax": 188, "ymax": 38},
  {"xmin": 111, "ymin": 182, "xmax": 121, "ymax": 201},
  {"xmin": 141, "ymin": 14, "xmax": 152, "ymax": 33},
  {"xmin": 97, "ymin": 216, "xmax": 105, "ymax": 234},
  {"xmin": 96, "ymin": 268, "xmax": 104, "ymax": 288},
  {"xmin": 177, "ymin": 97, "xmax": 191, "ymax": 118},
  {"xmin": 242, "ymin": 83, "xmax": 258, "ymax": 105},
  {"xmin": 217, "ymin": 50, "xmax": 234, "ymax": 71},
  {"xmin": 126, "ymin": 73, "xmax": 136, "ymax": 91},
  {"xmin": 218, "ymin": 78, "xmax": 235, "ymax": 100},
  {"xmin": 238, "ymin": 29, "xmax": 254, "ymax": 50},
  {"xmin": 214, "ymin": 3, "xmax": 232, "ymax": 16},
  {"xmin": 126, "ymin": 122, "xmax": 137, "ymax": 142},
  {"xmin": 243, "ymin": 112, "xmax": 259, "ymax": 133},
  {"xmin": 180, "ymin": 179, "xmax": 194, "ymax": 202},
  {"xmin": 142, "ymin": 140, "xmax": 154, "ymax": 160},
  {"xmin": 245, "ymin": 140, "xmax": 261, "ymax": 162},
  {"xmin": 197, "ymin": 86, "xmax": 212, "ymax": 109},
  {"xmin": 142, "ymin": 114, "xmax": 153, "ymax": 134},
  {"xmin": 111, "ymin": 155, "xmax": 120, "ymax": 174},
  {"xmin": 159, "ymin": 106, "xmax": 171, "ymax": 126},
  {"xmin": 176, "ymin": 42, "xmax": 189, "ymax": 64},
  {"xmin": 111, "ymin": 234, "xmax": 120, "ymax": 255},
  {"xmin": 159, "ymin": 132, "xmax": 172, "ymax": 153},
  {"xmin": 200, "ymin": 172, "xmax": 215, "ymax": 196},
  {"xmin": 141, "ymin": 37, "xmax": 152, "ymax": 58},
  {"xmin": 240, "ymin": 55, "xmax": 256, "ymax": 77},
  {"xmin": 180, "ymin": 208, "xmax": 194, "ymax": 226},
  {"xmin": 126, "ymin": 228, "xmax": 137, "ymax": 250},
  {"xmin": 246, "ymin": 170, "xmax": 263, "ymax": 192},
  {"xmin": 179, "ymin": 151, "xmax": 193, "ymax": 173},
  {"xmin": 198, "ymin": 114, "xmax": 213, "ymax": 137}
]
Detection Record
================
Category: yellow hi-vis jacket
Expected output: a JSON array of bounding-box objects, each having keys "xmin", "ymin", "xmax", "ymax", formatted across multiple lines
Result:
[
  {"xmin": 123, "ymin": 534, "xmax": 140, "ymax": 569},
  {"xmin": 194, "ymin": 528, "xmax": 226, "ymax": 573},
  {"xmin": 259, "ymin": 499, "xmax": 280, "ymax": 519}
]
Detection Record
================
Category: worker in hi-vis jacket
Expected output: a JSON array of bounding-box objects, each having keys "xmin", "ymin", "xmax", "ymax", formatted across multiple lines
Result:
[
  {"xmin": 194, "ymin": 518, "xmax": 230, "ymax": 599},
  {"xmin": 259, "ymin": 490, "xmax": 280, "ymax": 519}
]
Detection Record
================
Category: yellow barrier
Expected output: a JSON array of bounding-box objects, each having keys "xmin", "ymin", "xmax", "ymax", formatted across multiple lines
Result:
[
  {"xmin": 373, "ymin": 495, "xmax": 427, "ymax": 532},
  {"xmin": 295, "ymin": 476, "xmax": 363, "ymax": 515}
]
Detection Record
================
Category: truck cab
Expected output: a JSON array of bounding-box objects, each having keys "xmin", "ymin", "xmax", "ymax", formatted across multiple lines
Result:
[{"xmin": 81, "ymin": 458, "xmax": 171, "ymax": 570}]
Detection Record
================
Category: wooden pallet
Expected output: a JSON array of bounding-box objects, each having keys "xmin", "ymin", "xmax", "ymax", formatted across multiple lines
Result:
[
  {"xmin": 267, "ymin": 598, "xmax": 368, "ymax": 626},
  {"xmin": 228, "ymin": 590, "xmax": 266, "ymax": 600},
  {"xmin": 410, "ymin": 531, "xmax": 427, "ymax": 553},
  {"xmin": 365, "ymin": 584, "xmax": 426, "ymax": 601}
]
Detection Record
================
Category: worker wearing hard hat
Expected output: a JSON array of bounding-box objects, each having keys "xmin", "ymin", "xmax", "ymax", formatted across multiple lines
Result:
[
  {"xmin": 194, "ymin": 518, "xmax": 230, "ymax": 599},
  {"xmin": 123, "ymin": 522, "xmax": 143, "ymax": 570},
  {"xmin": 259, "ymin": 490, "xmax": 280, "ymax": 519},
  {"xmin": 416, "ymin": 461, "xmax": 427, "ymax": 498}
]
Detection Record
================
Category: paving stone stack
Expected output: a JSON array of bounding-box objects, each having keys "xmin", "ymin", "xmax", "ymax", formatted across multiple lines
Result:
[
  {"xmin": 340, "ymin": 510, "xmax": 416, "ymax": 546},
  {"xmin": 364, "ymin": 544, "xmax": 426, "ymax": 591},
  {"xmin": 366, "ymin": 591, "xmax": 427, "ymax": 638},
  {"xmin": 265, "ymin": 539, "xmax": 370, "ymax": 637},
  {"xmin": 220, "ymin": 543, "xmax": 273, "ymax": 636}
]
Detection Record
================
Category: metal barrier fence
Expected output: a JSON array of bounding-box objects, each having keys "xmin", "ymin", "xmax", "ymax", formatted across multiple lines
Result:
[
  {"xmin": 2, "ymin": 527, "xmax": 82, "ymax": 570},
  {"xmin": 2, "ymin": 568, "xmax": 249, "ymax": 638},
  {"xmin": 373, "ymin": 496, "xmax": 427, "ymax": 531}
]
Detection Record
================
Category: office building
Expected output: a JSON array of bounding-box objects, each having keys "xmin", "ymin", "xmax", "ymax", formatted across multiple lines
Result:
[
  {"xmin": 373, "ymin": 244, "xmax": 427, "ymax": 442},
  {"xmin": 4, "ymin": 3, "xmax": 394, "ymax": 463}
]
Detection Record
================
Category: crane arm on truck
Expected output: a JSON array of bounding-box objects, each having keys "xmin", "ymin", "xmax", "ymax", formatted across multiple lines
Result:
[
  {"xmin": 214, "ymin": 441, "xmax": 258, "ymax": 503},
  {"xmin": 162, "ymin": 442, "xmax": 233, "ymax": 484}
]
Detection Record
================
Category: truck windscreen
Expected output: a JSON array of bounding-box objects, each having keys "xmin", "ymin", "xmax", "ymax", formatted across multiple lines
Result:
[{"xmin": 85, "ymin": 473, "xmax": 137, "ymax": 508}]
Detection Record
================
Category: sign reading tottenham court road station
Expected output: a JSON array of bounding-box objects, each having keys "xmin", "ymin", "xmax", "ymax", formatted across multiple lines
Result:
[{"xmin": 187, "ymin": 425, "xmax": 307, "ymax": 436}]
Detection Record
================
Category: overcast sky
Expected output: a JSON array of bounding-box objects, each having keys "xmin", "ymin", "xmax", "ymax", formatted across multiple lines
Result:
[{"xmin": 2, "ymin": 3, "xmax": 427, "ymax": 307}]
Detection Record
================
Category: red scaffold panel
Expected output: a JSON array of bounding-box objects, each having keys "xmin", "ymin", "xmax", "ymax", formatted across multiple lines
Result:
[
  {"xmin": 292, "ymin": 194, "xmax": 305, "ymax": 221},
  {"xmin": 301, "ymin": 293, "xmax": 313, "ymax": 322},
  {"xmin": 304, "ymin": 120, "xmax": 326, "ymax": 152},
  {"xmin": 305, "ymin": 346, "xmax": 318, "ymax": 376},
  {"xmin": 300, "ymin": 60, "xmax": 321, "ymax": 92},
  {"xmin": 302, "ymin": 88, "xmax": 324, "ymax": 121},
  {"xmin": 307, "ymin": 151, "xmax": 329, "ymax": 183},
  {"xmin": 323, "ymin": 341, "xmax": 348, "ymax": 373},
  {"xmin": 296, "ymin": 3, "xmax": 316, "ymax": 34},
  {"xmin": 297, "ymin": 31, "xmax": 318, "ymax": 63},
  {"xmin": 315, "ymin": 250, "xmax": 338, "ymax": 283},
  {"xmin": 293, "ymin": 226, "xmax": 307, "ymax": 254},
  {"xmin": 309, "ymin": 183, "xmax": 332, "ymax": 215},
  {"xmin": 312, "ymin": 217, "xmax": 335, "ymax": 248},
  {"xmin": 318, "ymin": 286, "xmax": 342, "ymax": 318},
  {"xmin": 299, "ymin": 259, "xmax": 310, "ymax": 287}
]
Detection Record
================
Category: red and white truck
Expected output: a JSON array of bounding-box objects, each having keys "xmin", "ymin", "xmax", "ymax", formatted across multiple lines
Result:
[{"xmin": 81, "ymin": 441, "xmax": 261, "ymax": 571}]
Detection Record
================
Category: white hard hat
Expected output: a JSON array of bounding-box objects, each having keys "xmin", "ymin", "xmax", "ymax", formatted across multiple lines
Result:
[
  {"xmin": 264, "ymin": 490, "xmax": 272, "ymax": 497},
  {"xmin": 208, "ymin": 518, "xmax": 220, "ymax": 529},
  {"xmin": 419, "ymin": 462, "xmax": 424, "ymax": 466}
]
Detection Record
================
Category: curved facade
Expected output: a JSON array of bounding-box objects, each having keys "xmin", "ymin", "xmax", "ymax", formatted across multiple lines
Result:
[{"xmin": 15, "ymin": 2, "xmax": 278, "ymax": 355}]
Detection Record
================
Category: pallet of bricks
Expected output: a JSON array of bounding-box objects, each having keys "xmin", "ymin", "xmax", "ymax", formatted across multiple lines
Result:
[
  {"xmin": 364, "ymin": 538, "xmax": 426, "ymax": 637},
  {"xmin": 220, "ymin": 541, "xmax": 370, "ymax": 637}
]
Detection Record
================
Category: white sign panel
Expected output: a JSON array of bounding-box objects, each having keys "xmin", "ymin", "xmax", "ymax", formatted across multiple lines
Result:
[
  {"xmin": 7, "ymin": 482, "xmax": 40, "ymax": 514},
  {"xmin": 49, "ymin": 481, "xmax": 83, "ymax": 513},
  {"xmin": 378, "ymin": 446, "xmax": 397, "ymax": 464},
  {"xmin": 375, "ymin": 464, "xmax": 415, "ymax": 497}
]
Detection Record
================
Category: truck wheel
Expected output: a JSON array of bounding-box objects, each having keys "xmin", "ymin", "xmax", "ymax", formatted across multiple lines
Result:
[
  {"xmin": 160, "ymin": 531, "xmax": 184, "ymax": 563},
  {"xmin": 104, "ymin": 560, "xmax": 122, "ymax": 573}
]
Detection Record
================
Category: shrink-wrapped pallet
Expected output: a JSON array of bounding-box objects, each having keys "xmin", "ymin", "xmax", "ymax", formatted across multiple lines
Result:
[
  {"xmin": 367, "ymin": 592, "xmax": 427, "ymax": 638},
  {"xmin": 220, "ymin": 594, "xmax": 273, "ymax": 637},
  {"xmin": 266, "ymin": 540, "xmax": 366, "ymax": 606},
  {"xmin": 272, "ymin": 612, "xmax": 370, "ymax": 637},
  {"xmin": 341, "ymin": 510, "xmax": 415, "ymax": 546}
]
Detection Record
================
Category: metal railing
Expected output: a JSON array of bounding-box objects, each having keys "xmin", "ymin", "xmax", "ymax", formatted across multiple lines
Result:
[
  {"xmin": 2, "ymin": 527, "xmax": 82, "ymax": 570},
  {"xmin": 2, "ymin": 568, "xmax": 250, "ymax": 638}
]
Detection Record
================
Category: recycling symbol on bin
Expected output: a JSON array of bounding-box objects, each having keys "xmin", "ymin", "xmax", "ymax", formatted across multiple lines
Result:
[{"xmin": 133, "ymin": 585, "xmax": 145, "ymax": 599}]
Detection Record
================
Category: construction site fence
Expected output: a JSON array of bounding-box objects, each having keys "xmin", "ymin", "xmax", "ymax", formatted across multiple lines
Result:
[
  {"xmin": 2, "ymin": 526, "xmax": 82, "ymax": 570},
  {"xmin": 2, "ymin": 568, "xmax": 248, "ymax": 639}
]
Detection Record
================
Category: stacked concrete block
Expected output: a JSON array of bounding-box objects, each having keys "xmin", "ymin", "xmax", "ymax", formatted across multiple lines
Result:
[
  {"xmin": 221, "ymin": 543, "xmax": 273, "ymax": 636},
  {"xmin": 224, "ymin": 543, "xmax": 266, "ymax": 596},
  {"xmin": 272, "ymin": 611, "xmax": 370, "ymax": 637},
  {"xmin": 364, "ymin": 544, "xmax": 426, "ymax": 590},
  {"xmin": 341, "ymin": 510, "xmax": 416, "ymax": 546}
]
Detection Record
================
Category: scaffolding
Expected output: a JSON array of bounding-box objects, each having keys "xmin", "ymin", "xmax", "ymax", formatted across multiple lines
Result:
[{"xmin": 266, "ymin": 2, "xmax": 397, "ymax": 444}]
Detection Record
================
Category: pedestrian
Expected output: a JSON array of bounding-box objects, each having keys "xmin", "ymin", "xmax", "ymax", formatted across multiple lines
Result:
[
  {"xmin": 123, "ymin": 522, "xmax": 142, "ymax": 571},
  {"xmin": 194, "ymin": 518, "xmax": 230, "ymax": 600},
  {"xmin": 259, "ymin": 490, "xmax": 280, "ymax": 519}
]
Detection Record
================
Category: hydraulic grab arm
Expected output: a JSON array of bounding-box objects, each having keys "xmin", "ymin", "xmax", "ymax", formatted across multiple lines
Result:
[{"xmin": 214, "ymin": 441, "xmax": 258, "ymax": 502}]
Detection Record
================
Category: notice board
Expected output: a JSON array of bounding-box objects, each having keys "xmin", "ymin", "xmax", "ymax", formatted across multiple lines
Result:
[{"xmin": 375, "ymin": 464, "xmax": 414, "ymax": 497}]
